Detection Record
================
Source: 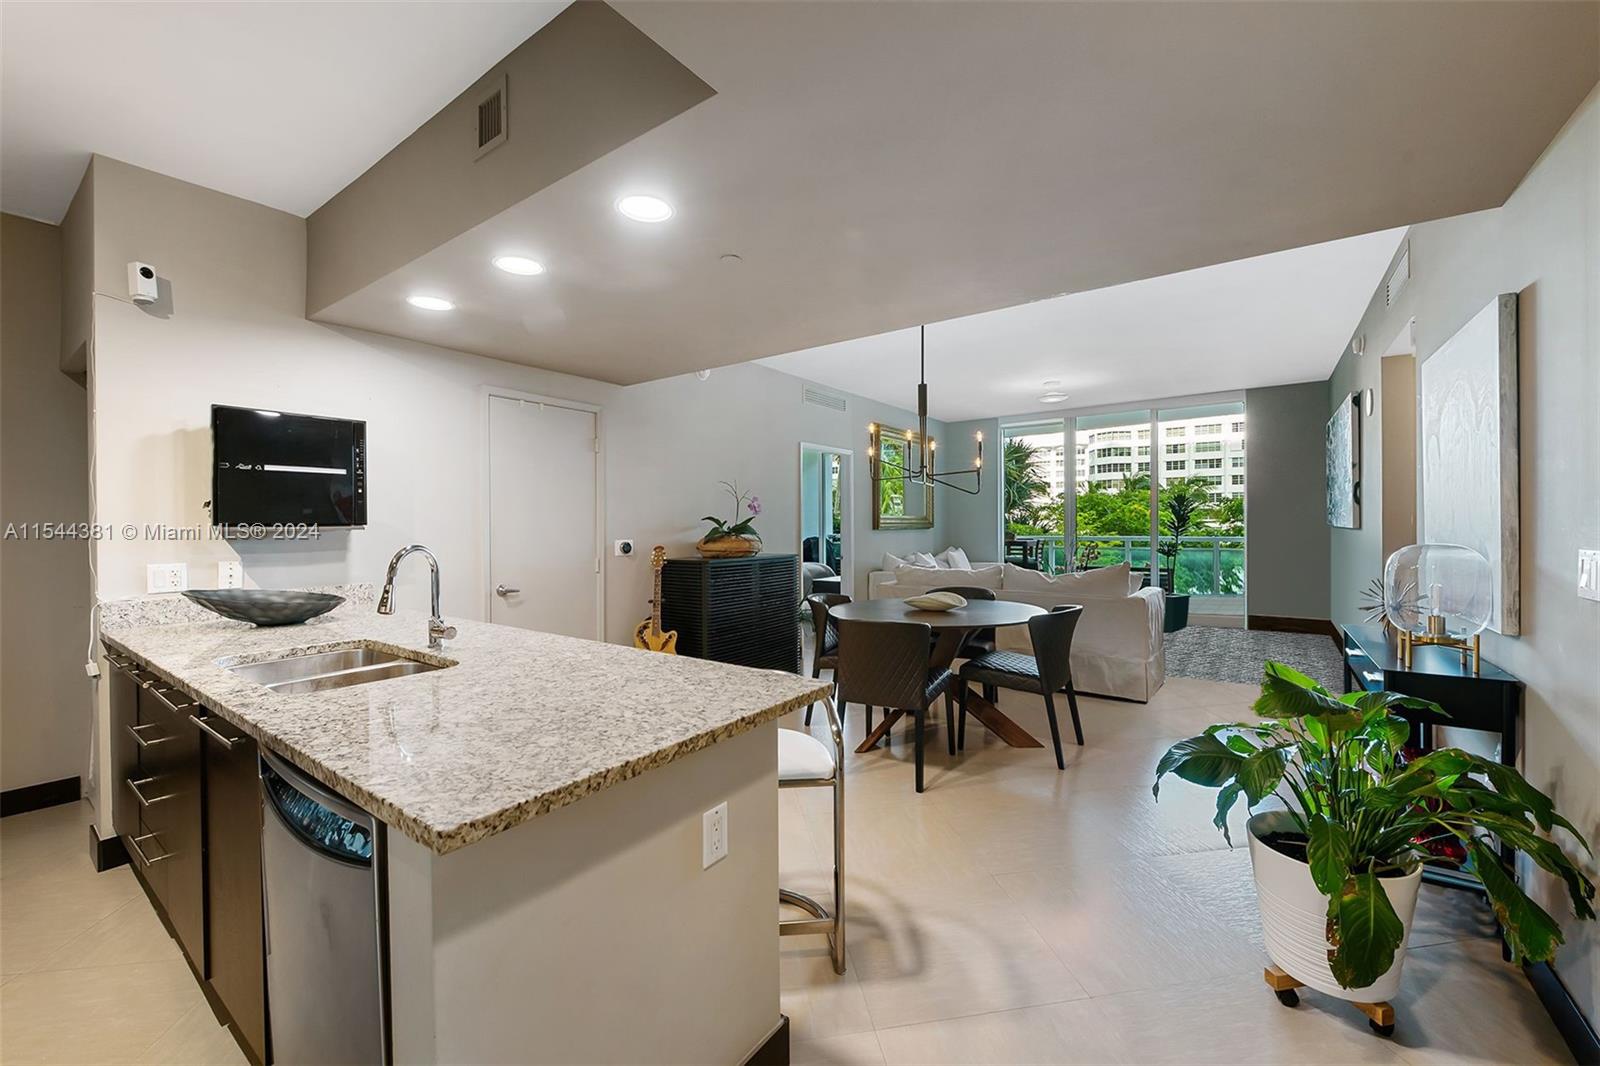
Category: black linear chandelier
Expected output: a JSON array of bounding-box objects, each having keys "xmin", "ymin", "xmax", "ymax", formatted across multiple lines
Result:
[{"xmin": 867, "ymin": 326, "xmax": 983, "ymax": 496}]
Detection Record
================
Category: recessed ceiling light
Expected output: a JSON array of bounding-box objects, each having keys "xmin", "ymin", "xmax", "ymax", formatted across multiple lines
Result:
[
  {"xmin": 616, "ymin": 194, "xmax": 673, "ymax": 223},
  {"xmin": 492, "ymin": 255, "xmax": 545, "ymax": 276},
  {"xmin": 406, "ymin": 294, "xmax": 454, "ymax": 311}
]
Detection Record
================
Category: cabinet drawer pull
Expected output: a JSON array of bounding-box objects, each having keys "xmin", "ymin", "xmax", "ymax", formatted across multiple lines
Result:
[
  {"xmin": 126, "ymin": 723, "xmax": 171, "ymax": 748},
  {"xmin": 150, "ymin": 686, "xmax": 196, "ymax": 713},
  {"xmin": 128, "ymin": 832, "xmax": 172, "ymax": 866},
  {"xmin": 127, "ymin": 776, "xmax": 175, "ymax": 807},
  {"xmin": 194, "ymin": 715, "xmax": 241, "ymax": 750}
]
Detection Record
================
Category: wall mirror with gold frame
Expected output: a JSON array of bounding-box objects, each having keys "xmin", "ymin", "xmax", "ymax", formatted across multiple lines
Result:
[{"xmin": 871, "ymin": 426, "xmax": 934, "ymax": 530}]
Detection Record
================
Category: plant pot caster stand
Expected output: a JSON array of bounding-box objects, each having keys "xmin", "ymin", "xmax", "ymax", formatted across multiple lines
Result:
[{"xmin": 1263, "ymin": 965, "xmax": 1396, "ymax": 1037}]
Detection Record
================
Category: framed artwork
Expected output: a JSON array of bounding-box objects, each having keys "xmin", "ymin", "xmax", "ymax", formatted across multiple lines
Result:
[
  {"xmin": 1325, "ymin": 393, "xmax": 1361, "ymax": 529},
  {"xmin": 1420, "ymin": 294, "xmax": 1520, "ymax": 634}
]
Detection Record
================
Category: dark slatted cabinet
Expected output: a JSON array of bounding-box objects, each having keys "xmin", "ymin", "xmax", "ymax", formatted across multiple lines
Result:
[{"xmin": 661, "ymin": 554, "xmax": 801, "ymax": 672}]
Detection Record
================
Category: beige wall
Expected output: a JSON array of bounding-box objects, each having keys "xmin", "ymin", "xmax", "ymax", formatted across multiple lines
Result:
[
  {"xmin": 1, "ymin": 213, "xmax": 92, "ymax": 794},
  {"xmin": 59, "ymin": 161, "xmax": 94, "ymax": 375},
  {"xmin": 1327, "ymin": 84, "xmax": 1600, "ymax": 1023}
]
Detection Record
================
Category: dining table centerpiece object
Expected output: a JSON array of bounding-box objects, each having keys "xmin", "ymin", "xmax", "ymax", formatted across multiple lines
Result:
[
  {"xmin": 696, "ymin": 481, "xmax": 763, "ymax": 557},
  {"xmin": 904, "ymin": 591, "xmax": 967, "ymax": 612},
  {"xmin": 1154, "ymin": 662, "xmax": 1594, "ymax": 1033}
]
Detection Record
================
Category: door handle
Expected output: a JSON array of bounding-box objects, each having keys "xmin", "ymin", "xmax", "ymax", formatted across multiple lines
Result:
[{"xmin": 495, "ymin": 584, "xmax": 521, "ymax": 597}]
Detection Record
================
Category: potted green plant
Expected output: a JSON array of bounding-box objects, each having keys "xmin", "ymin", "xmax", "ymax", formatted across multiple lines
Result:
[
  {"xmin": 697, "ymin": 481, "xmax": 763, "ymax": 557},
  {"xmin": 1154, "ymin": 663, "xmax": 1594, "ymax": 1019},
  {"xmin": 1156, "ymin": 477, "xmax": 1212, "ymax": 632}
]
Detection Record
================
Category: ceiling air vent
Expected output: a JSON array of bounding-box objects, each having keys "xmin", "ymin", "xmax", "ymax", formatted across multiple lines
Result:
[
  {"xmin": 1385, "ymin": 244, "xmax": 1410, "ymax": 307},
  {"xmin": 474, "ymin": 76, "xmax": 508, "ymax": 159},
  {"xmin": 802, "ymin": 385, "xmax": 848, "ymax": 413}
]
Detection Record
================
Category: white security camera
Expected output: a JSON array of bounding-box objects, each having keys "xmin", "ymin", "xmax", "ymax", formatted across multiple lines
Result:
[{"xmin": 128, "ymin": 262, "xmax": 158, "ymax": 304}]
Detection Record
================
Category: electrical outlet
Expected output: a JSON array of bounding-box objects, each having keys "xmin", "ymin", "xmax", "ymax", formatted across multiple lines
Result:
[
  {"xmin": 217, "ymin": 561, "xmax": 243, "ymax": 589},
  {"xmin": 1579, "ymin": 549, "xmax": 1600, "ymax": 603},
  {"xmin": 702, "ymin": 801, "xmax": 729, "ymax": 869},
  {"xmin": 146, "ymin": 563, "xmax": 188, "ymax": 593}
]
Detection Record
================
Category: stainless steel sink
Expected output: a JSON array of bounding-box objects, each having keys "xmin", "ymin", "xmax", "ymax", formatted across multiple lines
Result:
[{"xmin": 226, "ymin": 646, "xmax": 452, "ymax": 694}]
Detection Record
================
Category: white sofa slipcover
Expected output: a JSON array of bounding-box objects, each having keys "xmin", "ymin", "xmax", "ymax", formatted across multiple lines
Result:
[{"xmin": 868, "ymin": 562, "xmax": 1164, "ymax": 701}]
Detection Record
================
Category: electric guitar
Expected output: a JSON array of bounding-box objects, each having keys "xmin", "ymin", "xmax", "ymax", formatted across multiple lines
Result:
[{"xmin": 633, "ymin": 546, "xmax": 678, "ymax": 654}]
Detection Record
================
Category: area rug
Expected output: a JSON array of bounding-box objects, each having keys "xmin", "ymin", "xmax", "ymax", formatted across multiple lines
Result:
[{"xmin": 1165, "ymin": 625, "xmax": 1344, "ymax": 692}]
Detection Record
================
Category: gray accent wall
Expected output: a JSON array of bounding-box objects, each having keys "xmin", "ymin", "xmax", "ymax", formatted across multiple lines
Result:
[
  {"xmin": 938, "ymin": 417, "xmax": 1002, "ymax": 563},
  {"xmin": 1328, "ymin": 84, "xmax": 1600, "ymax": 1025},
  {"xmin": 1243, "ymin": 381, "xmax": 1331, "ymax": 621}
]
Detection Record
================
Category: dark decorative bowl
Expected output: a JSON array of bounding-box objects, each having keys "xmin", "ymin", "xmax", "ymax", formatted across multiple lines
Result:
[{"xmin": 183, "ymin": 589, "xmax": 345, "ymax": 627}]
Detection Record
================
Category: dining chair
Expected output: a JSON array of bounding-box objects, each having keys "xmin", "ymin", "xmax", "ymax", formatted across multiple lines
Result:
[
  {"xmin": 957, "ymin": 605, "xmax": 1085, "ymax": 769},
  {"xmin": 836, "ymin": 618, "xmax": 956, "ymax": 793},
  {"xmin": 804, "ymin": 593, "xmax": 852, "ymax": 726},
  {"xmin": 778, "ymin": 694, "xmax": 845, "ymax": 973}
]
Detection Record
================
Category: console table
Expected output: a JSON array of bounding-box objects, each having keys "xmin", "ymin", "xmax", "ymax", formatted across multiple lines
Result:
[{"xmin": 1338, "ymin": 621, "xmax": 1524, "ymax": 895}]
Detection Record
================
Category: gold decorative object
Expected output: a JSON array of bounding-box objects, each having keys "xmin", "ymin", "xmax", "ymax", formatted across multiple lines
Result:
[{"xmin": 695, "ymin": 534, "xmax": 761, "ymax": 558}]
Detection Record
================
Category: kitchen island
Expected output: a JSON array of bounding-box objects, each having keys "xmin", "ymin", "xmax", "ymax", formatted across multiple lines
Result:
[{"xmin": 99, "ymin": 594, "xmax": 830, "ymax": 1065}]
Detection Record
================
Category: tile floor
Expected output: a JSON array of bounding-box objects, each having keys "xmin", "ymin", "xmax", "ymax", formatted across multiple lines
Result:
[
  {"xmin": 0, "ymin": 676, "xmax": 1571, "ymax": 1065},
  {"xmin": 0, "ymin": 801, "xmax": 246, "ymax": 1065},
  {"xmin": 774, "ymin": 676, "xmax": 1573, "ymax": 1065}
]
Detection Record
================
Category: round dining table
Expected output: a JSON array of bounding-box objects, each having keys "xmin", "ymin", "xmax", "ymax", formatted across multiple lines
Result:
[{"xmin": 828, "ymin": 598, "xmax": 1045, "ymax": 753}]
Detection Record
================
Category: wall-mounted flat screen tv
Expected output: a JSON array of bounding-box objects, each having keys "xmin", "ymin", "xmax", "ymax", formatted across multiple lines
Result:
[{"xmin": 211, "ymin": 405, "xmax": 366, "ymax": 527}]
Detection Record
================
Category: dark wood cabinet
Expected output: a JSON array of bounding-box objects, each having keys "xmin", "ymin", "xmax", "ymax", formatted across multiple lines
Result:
[
  {"xmin": 200, "ymin": 713, "xmax": 268, "ymax": 1064},
  {"xmin": 661, "ymin": 554, "xmax": 802, "ymax": 672},
  {"xmin": 136, "ymin": 683, "xmax": 206, "ymax": 969},
  {"xmin": 108, "ymin": 645, "xmax": 271, "ymax": 1065},
  {"xmin": 107, "ymin": 656, "xmax": 143, "ymax": 843}
]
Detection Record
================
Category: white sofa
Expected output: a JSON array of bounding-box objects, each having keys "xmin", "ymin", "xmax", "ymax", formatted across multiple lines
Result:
[{"xmin": 868, "ymin": 561, "xmax": 1165, "ymax": 702}]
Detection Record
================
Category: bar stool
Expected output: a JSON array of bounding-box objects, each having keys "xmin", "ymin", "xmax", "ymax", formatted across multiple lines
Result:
[{"xmin": 778, "ymin": 694, "xmax": 845, "ymax": 974}]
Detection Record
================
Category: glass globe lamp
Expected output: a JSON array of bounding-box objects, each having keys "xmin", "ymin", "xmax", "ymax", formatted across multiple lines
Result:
[{"xmin": 1383, "ymin": 543, "xmax": 1493, "ymax": 672}]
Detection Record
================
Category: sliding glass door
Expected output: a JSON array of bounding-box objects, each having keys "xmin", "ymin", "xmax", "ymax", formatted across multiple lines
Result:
[
  {"xmin": 1073, "ymin": 410, "xmax": 1153, "ymax": 579},
  {"xmin": 1156, "ymin": 401, "xmax": 1246, "ymax": 614},
  {"xmin": 1002, "ymin": 420, "xmax": 1067, "ymax": 572}
]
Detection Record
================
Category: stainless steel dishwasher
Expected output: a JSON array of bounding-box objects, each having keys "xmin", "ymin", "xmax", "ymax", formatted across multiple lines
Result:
[{"xmin": 260, "ymin": 750, "xmax": 388, "ymax": 1065}]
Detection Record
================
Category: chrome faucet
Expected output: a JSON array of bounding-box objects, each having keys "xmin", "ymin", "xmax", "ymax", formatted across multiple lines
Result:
[{"xmin": 378, "ymin": 545, "xmax": 457, "ymax": 649}]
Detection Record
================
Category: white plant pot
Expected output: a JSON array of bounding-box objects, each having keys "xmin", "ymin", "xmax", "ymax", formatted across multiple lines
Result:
[{"xmin": 1246, "ymin": 811, "xmax": 1423, "ymax": 1003}]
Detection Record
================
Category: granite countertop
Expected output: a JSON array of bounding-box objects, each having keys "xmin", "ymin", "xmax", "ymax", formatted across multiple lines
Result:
[{"xmin": 100, "ymin": 598, "xmax": 830, "ymax": 855}]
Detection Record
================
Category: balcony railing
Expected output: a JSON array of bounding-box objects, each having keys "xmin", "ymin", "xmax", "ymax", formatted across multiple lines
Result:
[{"xmin": 1005, "ymin": 535, "xmax": 1245, "ymax": 597}]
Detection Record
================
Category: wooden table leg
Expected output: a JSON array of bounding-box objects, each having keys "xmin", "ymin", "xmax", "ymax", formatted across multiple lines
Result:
[
  {"xmin": 961, "ymin": 689, "xmax": 1042, "ymax": 748},
  {"xmin": 855, "ymin": 709, "xmax": 905, "ymax": 753}
]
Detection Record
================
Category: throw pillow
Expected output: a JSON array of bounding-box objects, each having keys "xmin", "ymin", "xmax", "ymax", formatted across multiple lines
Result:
[
  {"xmin": 937, "ymin": 546, "xmax": 973, "ymax": 570},
  {"xmin": 906, "ymin": 551, "xmax": 940, "ymax": 569}
]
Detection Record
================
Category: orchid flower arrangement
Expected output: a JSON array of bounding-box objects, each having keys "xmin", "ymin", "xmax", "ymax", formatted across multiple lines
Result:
[{"xmin": 701, "ymin": 481, "xmax": 762, "ymax": 543}]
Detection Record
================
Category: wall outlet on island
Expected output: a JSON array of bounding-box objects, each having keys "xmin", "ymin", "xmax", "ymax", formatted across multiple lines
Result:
[
  {"xmin": 146, "ymin": 562, "xmax": 188, "ymax": 594},
  {"xmin": 217, "ymin": 560, "xmax": 243, "ymax": 588},
  {"xmin": 702, "ymin": 801, "xmax": 728, "ymax": 869}
]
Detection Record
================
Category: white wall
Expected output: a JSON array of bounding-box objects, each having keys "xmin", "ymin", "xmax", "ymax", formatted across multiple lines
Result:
[
  {"xmin": 601, "ymin": 363, "xmax": 946, "ymax": 643},
  {"xmin": 1, "ymin": 213, "xmax": 92, "ymax": 794},
  {"xmin": 1328, "ymin": 85, "xmax": 1600, "ymax": 1024}
]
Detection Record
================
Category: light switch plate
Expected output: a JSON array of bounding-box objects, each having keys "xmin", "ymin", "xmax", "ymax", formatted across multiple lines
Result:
[
  {"xmin": 702, "ymin": 801, "xmax": 729, "ymax": 869},
  {"xmin": 1579, "ymin": 549, "xmax": 1600, "ymax": 602},
  {"xmin": 146, "ymin": 563, "xmax": 188, "ymax": 593},
  {"xmin": 217, "ymin": 561, "xmax": 243, "ymax": 589}
]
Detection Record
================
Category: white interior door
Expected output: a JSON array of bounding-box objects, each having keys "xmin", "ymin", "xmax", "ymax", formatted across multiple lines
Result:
[{"xmin": 488, "ymin": 395, "xmax": 599, "ymax": 638}]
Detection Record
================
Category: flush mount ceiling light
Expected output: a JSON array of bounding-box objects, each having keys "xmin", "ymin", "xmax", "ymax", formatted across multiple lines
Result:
[
  {"xmin": 406, "ymin": 294, "xmax": 454, "ymax": 311},
  {"xmin": 1039, "ymin": 380, "xmax": 1069, "ymax": 404},
  {"xmin": 492, "ymin": 255, "xmax": 545, "ymax": 276},
  {"xmin": 616, "ymin": 194, "xmax": 673, "ymax": 223}
]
